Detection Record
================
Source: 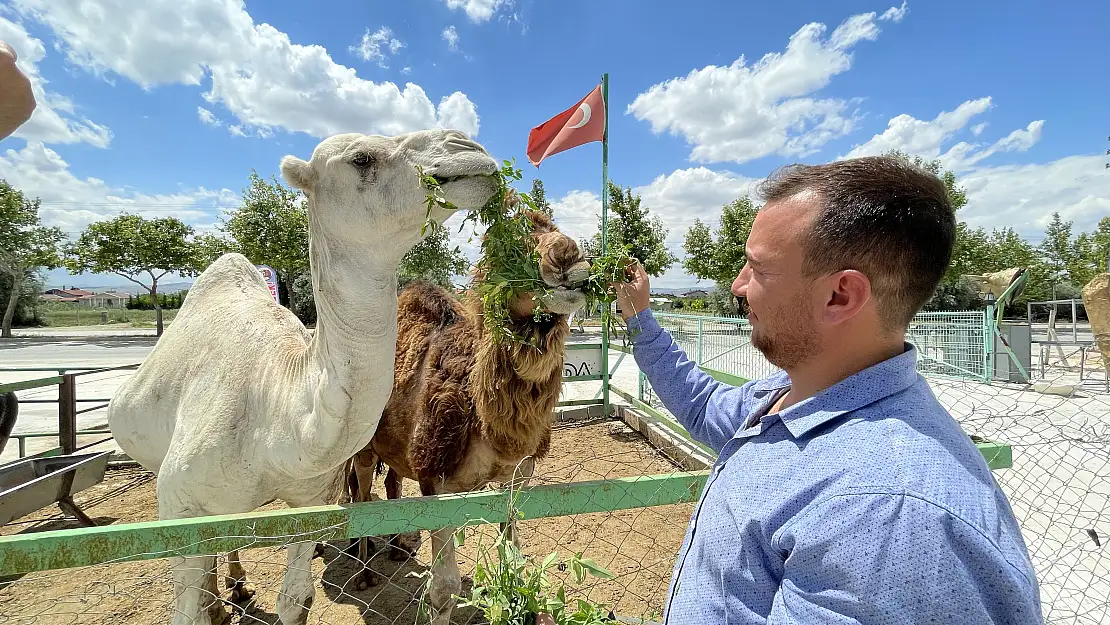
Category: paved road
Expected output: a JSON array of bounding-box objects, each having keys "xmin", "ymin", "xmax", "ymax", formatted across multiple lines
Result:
[{"xmin": 1, "ymin": 335, "xmax": 156, "ymax": 463}]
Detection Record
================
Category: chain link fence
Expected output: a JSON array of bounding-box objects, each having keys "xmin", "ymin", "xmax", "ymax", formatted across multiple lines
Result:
[
  {"xmin": 638, "ymin": 311, "xmax": 1110, "ymax": 625},
  {"xmin": 0, "ymin": 417, "xmax": 705, "ymax": 625}
]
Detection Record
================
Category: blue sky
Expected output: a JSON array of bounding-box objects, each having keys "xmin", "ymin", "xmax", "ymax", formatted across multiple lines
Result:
[{"xmin": 1, "ymin": 0, "xmax": 1107, "ymax": 289}]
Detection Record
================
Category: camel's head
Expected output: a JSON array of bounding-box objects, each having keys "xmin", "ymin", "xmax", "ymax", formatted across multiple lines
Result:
[
  {"xmin": 507, "ymin": 211, "xmax": 591, "ymax": 318},
  {"xmin": 280, "ymin": 128, "xmax": 499, "ymax": 253}
]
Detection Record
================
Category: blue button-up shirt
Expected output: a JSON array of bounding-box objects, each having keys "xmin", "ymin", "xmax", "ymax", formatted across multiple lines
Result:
[{"xmin": 626, "ymin": 309, "xmax": 1042, "ymax": 624}]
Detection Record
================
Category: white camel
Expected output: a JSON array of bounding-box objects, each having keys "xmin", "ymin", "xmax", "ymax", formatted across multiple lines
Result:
[{"xmin": 106, "ymin": 129, "xmax": 500, "ymax": 625}]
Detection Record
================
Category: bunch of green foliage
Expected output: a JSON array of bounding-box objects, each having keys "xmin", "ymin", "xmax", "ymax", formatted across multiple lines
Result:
[
  {"xmin": 451, "ymin": 529, "xmax": 618, "ymax": 625},
  {"xmin": 419, "ymin": 159, "xmax": 633, "ymax": 347}
]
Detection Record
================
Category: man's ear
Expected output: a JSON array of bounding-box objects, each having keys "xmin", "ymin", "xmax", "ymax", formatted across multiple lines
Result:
[
  {"xmin": 280, "ymin": 156, "xmax": 315, "ymax": 192},
  {"xmin": 822, "ymin": 270, "xmax": 872, "ymax": 324}
]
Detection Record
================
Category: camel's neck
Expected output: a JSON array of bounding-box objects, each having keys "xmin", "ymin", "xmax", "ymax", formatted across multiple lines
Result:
[
  {"xmin": 471, "ymin": 303, "xmax": 569, "ymax": 458},
  {"xmin": 287, "ymin": 228, "xmax": 405, "ymax": 477}
]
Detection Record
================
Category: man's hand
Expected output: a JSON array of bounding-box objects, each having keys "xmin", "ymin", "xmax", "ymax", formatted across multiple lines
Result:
[
  {"xmin": 0, "ymin": 41, "xmax": 36, "ymax": 141},
  {"xmin": 614, "ymin": 261, "xmax": 651, "ymax": 321}
]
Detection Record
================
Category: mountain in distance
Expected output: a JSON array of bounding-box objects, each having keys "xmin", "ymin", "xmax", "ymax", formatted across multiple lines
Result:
[{"xmin": 45, "ymin": 281, "xmax": 195, "ymax": 295}]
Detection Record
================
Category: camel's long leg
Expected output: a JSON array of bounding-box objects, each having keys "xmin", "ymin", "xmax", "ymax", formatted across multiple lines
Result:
[
  {"xmin": 499, "ymin": 456, "xmax": 536, "ymax": 549},
  {"xmin": 420, "ymin": 477, "xmax": 461, "ymax": 625},
  {"xmin": 275, "ymin": 541, "xmax": 317, "ymax": 625},
  {"xmin": 225, "ymin": 549, "xmax": 255, "ymax": 603},
  {"xmin": 159, "ymin": 472, "xmax": 229, "ymax": 625},
  {"xmin": 386, "ymin": 468, "xmax": 420, "ymax": 561},
  {"xmin": 349, "ymin": 449, "xmax": 384, "ymax": 591},
  {"xmin": 168, "ymin": 553, "xmax": 227, "ymax": 625}
]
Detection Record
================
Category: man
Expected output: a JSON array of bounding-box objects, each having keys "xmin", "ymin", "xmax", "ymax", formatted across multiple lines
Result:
[
  {"xmin": 614, "ymin": 156, "xmax": 1041, "ymax": 624},
  {"xmin": 0, "ymin": 40, "xmax": 36, "ymax": 140}
]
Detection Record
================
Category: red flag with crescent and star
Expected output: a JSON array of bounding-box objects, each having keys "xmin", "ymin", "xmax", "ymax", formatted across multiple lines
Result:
[{"xmin": 526, "ymin": 84, "xmax": 605, "ymax": 167}]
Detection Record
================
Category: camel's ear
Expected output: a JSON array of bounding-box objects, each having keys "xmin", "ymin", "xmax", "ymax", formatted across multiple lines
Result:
[{"xmin": 280, "ymin": 155, "xmax": 316, "ymax": 192}]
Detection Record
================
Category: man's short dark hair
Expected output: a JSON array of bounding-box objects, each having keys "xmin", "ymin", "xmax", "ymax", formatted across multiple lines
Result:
[{"xmin": 756, "ymin": 155, "xmax": 956, "ymax": 330}]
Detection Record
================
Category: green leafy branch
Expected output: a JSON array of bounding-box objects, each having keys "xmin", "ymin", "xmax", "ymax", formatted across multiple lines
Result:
[{"xmin": 417, "ymin": 159, "xmax": 633, "ymax": 348}]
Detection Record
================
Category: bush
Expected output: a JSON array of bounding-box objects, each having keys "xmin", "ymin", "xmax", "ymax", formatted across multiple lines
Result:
[
  {"xmin": 291, "ymin": 271, "xmax": 317, "ymax": 326},
  {"xmin": 923, "ymin": 277, "xmax": 981, "ymax": 312},
  {"xmin": 126, "ymin": 291, "xmax": 186, "ymax": 310}
]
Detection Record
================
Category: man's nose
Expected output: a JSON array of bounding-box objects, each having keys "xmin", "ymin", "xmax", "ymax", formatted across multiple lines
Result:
[{"xmin": 731, "ymin": 265, "xmax": 750, "ymax": 297}]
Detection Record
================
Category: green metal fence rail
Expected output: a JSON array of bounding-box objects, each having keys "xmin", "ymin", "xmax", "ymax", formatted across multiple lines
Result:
[{"xmin": 0, "ymin": 471, "xmax": 708, "ymax": 575}]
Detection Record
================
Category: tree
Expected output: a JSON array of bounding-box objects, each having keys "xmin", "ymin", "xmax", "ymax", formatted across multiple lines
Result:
[
  {"xmin": 0, "ymin": 180, "xmax": 64, "ymax": 338},
  {"xmin": 216, "ymin": 170, "xmax": 309, "ymax": 314},
  {"xmin": 1039, "ymin": 212, "xmax": 1075, "ymax": 295},
  {"xmin": 397, "ymin": 223, "xmax": 470, "ymax": 289},
  {"xmin": 529, "ymin": 178, "xmax": 553, "ymax": 217},
  {"xmin": 1092, "ymin": 217, "xmax": 1110, "ymax": 274},
  {"xmin": 583, "ymin": 181, "xmax": 677, "ymax": 277},
  {"xmin": 65, "ymin": 214, "xmax": 197, "ymax": 336},
  {"xmin": 682, "ymin": 196, "xmax": 757, "ymax": 285}
]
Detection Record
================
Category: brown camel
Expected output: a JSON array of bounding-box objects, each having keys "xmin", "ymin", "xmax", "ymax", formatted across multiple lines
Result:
[{"xmin": 346, "ymin": 209, "xmax": 590, "ymax": 624}]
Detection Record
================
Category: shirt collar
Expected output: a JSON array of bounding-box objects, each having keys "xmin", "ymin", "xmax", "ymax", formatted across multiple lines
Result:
[{"xmin": 748, "ymin": 342, "xmax": 921, "ymax": 439}]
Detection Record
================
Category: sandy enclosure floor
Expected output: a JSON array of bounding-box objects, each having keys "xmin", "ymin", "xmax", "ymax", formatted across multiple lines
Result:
[{"xmin": 0, "ymin": 418, "xmax": 696, "ymax": 625}]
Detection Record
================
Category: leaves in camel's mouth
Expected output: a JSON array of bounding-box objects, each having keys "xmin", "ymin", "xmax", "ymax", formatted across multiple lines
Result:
[{"xmin": 417, "ymin": 160, "xmax": 634, "ymax": 348}]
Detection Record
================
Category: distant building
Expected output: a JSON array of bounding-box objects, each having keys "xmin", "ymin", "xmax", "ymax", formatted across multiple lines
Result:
[
  {"xmin": 38, "ymin": 289, "xmax": 129, "ymax": 307},
  {"xmin": 680, "ymin": 289, "xmax": 709, "ymax": 299}
]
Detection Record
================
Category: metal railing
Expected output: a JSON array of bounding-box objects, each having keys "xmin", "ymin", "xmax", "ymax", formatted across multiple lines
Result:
[
  {"xmin": 651, "ymin": 309, "xmax": 990, "ymax": 383},
  {"xmin": 0, "ymin": 364, "xmax": 139, "ymax": 460}
]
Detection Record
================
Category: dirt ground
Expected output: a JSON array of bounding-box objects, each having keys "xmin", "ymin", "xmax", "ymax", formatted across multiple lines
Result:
[{"xmin": 0, "ymin": 418, "xmax": 696, "ymax": 624}]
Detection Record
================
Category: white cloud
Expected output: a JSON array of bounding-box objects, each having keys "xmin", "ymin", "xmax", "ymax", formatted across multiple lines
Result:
[
  {"xmin": 0, "ymin": 142, "xmax": 238, "ymax": 236},
  {"xmin": 842, "ymin": 97, "xmax": 1045, "ymax": 171},
  {"xmin": 0, "ymin": 14, "xmax": 111, "ymax": 147},
  {"xmin": 960, "ymin": 155, "xmax": 1110, "ymax": 239},
  {"xmin": 350, "ymin": 26, "xmax": 404, "ymax": 68},
  {"xmin": 442, "ymin": 25, "xmax": 460, "ymax": 51},
  {"xmin": 435, "ymin": 92, "xmax": 480, "ymax": 136},
  {"xmin": 10, "ymin": 0, "xmax": 480, "ymax": 139},
  {"xmin": 971, "ymin": 122, "xmax": 988, "ymax": 136},
  {"xmin": 196, "ymin": 106, "xmax": 219, "ymax": 126},
  {"xmin": 401, "ymin": 66, "xmax": 412, "ymax": 75},
  {"xmin": 443, "ymin": 0, "xmax": 508, "ymax": 23},
  {"xmin": 626, "ymin": 7, "xmax": 904, "ymax": 165},
  {"xmin": 880, "ymin": 1, "xmax": 908, "ymax": 23}
]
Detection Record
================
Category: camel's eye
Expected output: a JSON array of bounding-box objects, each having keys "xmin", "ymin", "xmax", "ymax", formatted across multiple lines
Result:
[{"xmin": 351, "ymin": 153, "xmax": 374, "ymax": 168}]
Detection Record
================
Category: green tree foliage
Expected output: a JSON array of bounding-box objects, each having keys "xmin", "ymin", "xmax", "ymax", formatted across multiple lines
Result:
[
  {"xmin": 529, "ymin": 178, "xmax": 553, "ymax": 217},
  {"xmin": 0, "ymin": 180, "xmax": 64, "ymax": 337},
  {"xmin": 583, "ymin": 181, "xmax": 677, "ymax": 277},
  {"xmin": 0, "ymin": 270, "xmax": 45, "ymax": 330},
  {"xmin": 398, "ymin": 223, "xmax": 470, "ymax": 289},
  {"xmin": 65, "ymin": 214, "xmax": 197, "ymax": 336},
  {"xmin": 682, "ymin": 196, "xmax": 757, "ymax": 285},
  {"xmin": 213, "ymin": 170, "xmax": 309, "ymax": 314}
]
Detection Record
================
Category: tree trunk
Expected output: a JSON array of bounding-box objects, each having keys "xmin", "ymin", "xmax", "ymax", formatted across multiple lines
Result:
[
  {"xmin": 1, "ymin": 270, "xmax": 22, "ymax": 339},
  {"xmin": 151, "ymin": 279, "xmax": 163, "ymax": 337}
]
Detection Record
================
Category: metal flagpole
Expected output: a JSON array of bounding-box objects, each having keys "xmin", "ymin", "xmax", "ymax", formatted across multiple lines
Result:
[{"xmin": 600, "ymin": 72, "xmax": 611, "ymax": 415}]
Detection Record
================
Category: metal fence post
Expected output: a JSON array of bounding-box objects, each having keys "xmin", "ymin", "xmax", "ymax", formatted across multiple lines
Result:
[
  {"xmin": 697, "ymin": 318, "xmax": 704, "ymax": 363},
  {"xmin": 59, "ymin": 373, "xmax": 77, "ymax": 455},
  {"xmin": 983, "ymin": 306, "xmax": 994, "ymax": 383}
]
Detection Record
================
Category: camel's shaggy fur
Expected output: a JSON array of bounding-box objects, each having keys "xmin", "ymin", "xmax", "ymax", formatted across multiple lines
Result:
[
  {"xmin": 347, "ymin": 211, "xmax": 590, "ymax": 624},
  {"xmin": 106, "ymin": 129, "xmax": 500, "ymax": 625}
]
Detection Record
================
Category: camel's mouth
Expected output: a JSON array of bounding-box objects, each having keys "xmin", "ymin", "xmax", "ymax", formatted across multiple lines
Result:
[
  {"xmin": 539, "ymin": 285, "xmax": 588, "ymax": 316},
  {"xmin": 425, "ymin": 169, "xmax": 500, "ymax": 212}
]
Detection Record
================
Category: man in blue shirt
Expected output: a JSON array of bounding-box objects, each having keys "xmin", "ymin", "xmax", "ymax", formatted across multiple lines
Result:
[{"xmin": 614, "ymin": 156, "xmax": 1042, "ymax": 624}]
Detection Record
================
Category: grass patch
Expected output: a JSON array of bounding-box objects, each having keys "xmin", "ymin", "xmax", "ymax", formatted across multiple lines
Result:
[{"xmin": 36, "ymin": 304, "xmax": 178, "ymax": 328}]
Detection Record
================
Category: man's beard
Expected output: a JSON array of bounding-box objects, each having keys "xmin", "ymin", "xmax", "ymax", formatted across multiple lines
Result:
[{"xmin": 747, "ymin": 295, "xmax": 820, "ymax": 371}]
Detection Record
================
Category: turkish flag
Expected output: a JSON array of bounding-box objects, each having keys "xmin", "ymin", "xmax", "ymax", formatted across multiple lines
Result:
[{"xmin": 526, "ymin": 84, "xmax": 605, "ymax": 167}]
